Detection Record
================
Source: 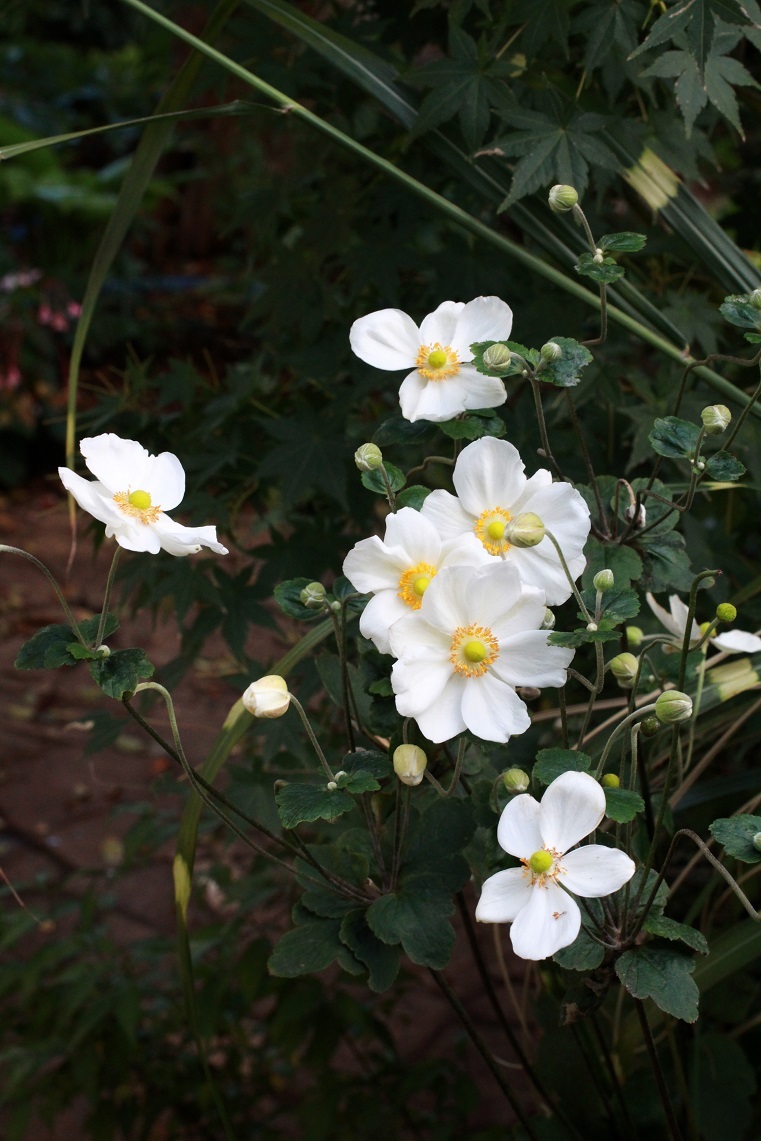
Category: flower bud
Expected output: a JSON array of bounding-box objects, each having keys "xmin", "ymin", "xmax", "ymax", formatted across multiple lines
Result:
[
  {"xmin": 640, "ymin": 715, "xmax": 661, "ymax": 738},
  {"xmin": 601, "ymin": 773, "xmax": 620, "ymax": 789},
  {"xmin": 505, "ymin": 512, "xmax": 545, "ymax": 548},
  {"xmin": 242, "ymin": 675, "xmax": 291, "ymax": 719},
  {"xmin": 749, "ymin": 289, "xmax": 761, "ymax": 310},
  {"xmin": 716, "ymin": 602, "xmax": 737, "ymax": 623},
  {"xmin": 540, "ymin": 607, "xmax": 556, "ymax": 631},
  {"xmin": 610, "ymin": 652, "xmax": 639, "ymax": 688},
  {"xmin": 548, "ymin": 184, "xmax": 578, "ymax": 213},
  {"xmin": 95, "ymin": 644, "xmax": 111, "ymax": 658},
  {"xmin": 481, "ymin": 343, "xmax": 514, "ymax": 375},
  {"xmin": 593, "ymin": 248, "xmax": 605, "ymax": 265},
  {"xmin": 354, "ymin": 443, "xmax": 383, "ymax": 471},
  {"xmin": 503, "ymin": 767, "xmax": 530, "ymax": 794},
  {"xmin": 393, "ymin": 744, "xmax": 427, "ymax": 787},
  {"xmin": 625, "ymin": 503, "xmax": 646, "ymax": 529},
  {"xmin": 626, "ymin": 626, "xmax": 644, "ymax": 648},
  {"xmin": 700, "ymin": 405, "xmax": 731, "ymax": 435},
  {"xmin": 753, "ymin": 832, "xmax": 761, "ymax": 852},
  {"xmin": 540, "ymin": 341, "xmax": 562, "ymax": 363},
  {"xmin": 300, "ymin": 582, "xmax": 328, "ymax": 609},
  {"xmin": 655, "ymin": 690, "xmax": 693, "ymax": 724},
  {"xmin": 593, "ymin": 568, "xmax": 614, "ymax": 592}
]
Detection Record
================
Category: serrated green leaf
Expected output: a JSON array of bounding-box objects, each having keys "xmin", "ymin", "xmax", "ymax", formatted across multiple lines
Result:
[
  {"xmin": 615, "ymin": 946, "xmax": 699, "ymax": 1022},
  {"xmin": 554, "ymin": 925, "xmax": 605, "ymax": 970},
  {"xmin": 649, "ymin": 416, "xmax": 701, "ymax": 459},
  {"xmin": 470, "ymin": 339, "xmax": 538, "ymax": 378},
  {"xmin": 640, "ymin": 532, "xmax": 693, "ymax": 593},
  {"xmin": 340, "ymin": 749, "xmax": 392, "ymax": 779},
  {"xmin": 582, "ymin": 539, "xmax": 644, "ymax": 590},
  {"xmin": 372, "ymin": 417, "xmax": 436, "ymax": 447},
  {"xmin": 604, "ymin": 787, "xmax": 645, "ymax": 822},
  {"xmin": 336, "ymin": 770, "xmax": 381, "ymax": 794},
  {"xmin": 366, "ymin": 881, "xmax": 455, "ymax": 969},
  {"xmin": 275, "ymin": 782, "xmax": 356, "ymax": 828},
  {"xmin": 548, "ymin": 628, "xmax": 621, "ymax": 648},
  {"xmin": 438, "ymin": 412, "xmax": 506, "ymax": 440},
  {"xmin": 597, "ymin": 231, "xmax": 647, "ymax": 252},
  {"xmin": 642, "ymin": 914, "xmax": 709, "ymax": 954},
  {"xmin": 709, "ymin": 815, "xmax": 761, "ymax": 863},
  {"xmin": 89, "ymin": 649, "xmax": 154, "ymax": 699},
  {"xmin": 396, "ymin": 485, "xmax": 431, "ymax": 510},
  {"xmin": 15, "ymin": 624, "xmax": 82, "ymax": 670},
  {"xmin": 339, "ymin": 911, "xmax": 400, "ymax": 992},
  {"xmin": 361, "ymin": 461, "xmax": 406, "ymax": 495},
  {"xmin": 258, "ymin": 415, "xmax": 349, "ymax": 507},
  {"xmin": 579, "ymin": 586, "xmax": 641, "ymax": 623},
  {"xmin": 268, "ymin": 916, "xmax": 342, "ymax": 976},
  {"xmin": 66, "ymin": 643, "xmax": 99, "ymax": 661},
  {"xmin": 575, "ymin": 252, "xmax": 625, "ymax": 283},
  {"xmin": 533, "ymin": 748, "xmax": 592, "ymax": 785},
  {"xmin": 538, "ymin": 336, "xmax": 593, "ymax": 388},
  {"xmin": 720, "ymin": 295, "xmax": 761, "ymax": 330},
  {"xmin": 705, "ymin": 451, "xmax": 746, "ymax": 481}
]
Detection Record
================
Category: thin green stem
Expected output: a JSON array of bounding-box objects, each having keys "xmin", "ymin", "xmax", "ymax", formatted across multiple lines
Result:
[
  {"xmin": 95, "ymin": 546, "xmax": 121, "ymax": 648},
  {"xmin": 528, "ymin": 376, "xmax": 564, "ymax": 479},
  {"xmin": 679, "ymin": 570, "xmax": 719, "ymax": 690},
  {"xmin": 424, "ymin": 738, "xmax": 466, "ymax": 797},
  {"xmin": 328, "ymin": 607, "xmax": 356, "ymax": 752},
  {"xmin": 594, "ymin": 703, "xmax": 658, "ymax": 779},
  {"xmin": 634, "ymin": 999, "xmax": 684, "ymax": 1141},
  {"xmin": 378, "ymin": 462, "xmax": 397, "ymax": 511},
  {"xmin": 0, "ymin": 545, "xmax": 87, "ymax": 645},
  {"xmin": 288, "ymin": 695, "xmax": 335, "ymax": 780},
  {"xmin": 544, "ymin": 529, "xmax": 591, "ymax": 621}
]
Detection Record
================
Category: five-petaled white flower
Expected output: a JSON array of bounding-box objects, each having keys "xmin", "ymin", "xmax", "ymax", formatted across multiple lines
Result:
[
  {"xmin": 420, "ymin": 437, "xmax": 590, "ymax": 606},
  {"xmin": 342, "ymin": 507, "xmax": 491, "ymax": 655},
  {"xmin": 389, "ymin": 561, "xmax": 573, "ymax": 744},
  {"xmin": 476, "ymin": 771, "xmax": 636, "ymax": 960},
  {"xmin": 349, "ymin": 297, "xmax": 513, "ymax": 423},
  {"xmin": 646, "ymin": 593, "xmax": 761, "ymax": 654},
  {"xmin": 59, "ymin": 433, "xmax": 228, "ymax": 557}
]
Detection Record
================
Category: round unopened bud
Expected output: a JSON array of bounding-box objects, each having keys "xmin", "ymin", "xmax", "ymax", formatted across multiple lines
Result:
[
  {"xmin": 593, "ymin": 248, "xmax": 605, "ymax": 265},
  {"xmin": 626, "ymin": 626, "xmax": 644, "ymax": 648},
  {"xmin": 540, "ymin": 341, "xmax": 563, "ymax": 363},
  {"xmin": 326, "ymin": 780, "xmax": 338, "ymax": 791},
  {"xmin": 753, "ymin": 832, "xmax": 761, "ymax": 852},
  {"xmin": 640, "ymin": 715, "xmax": 661, "ymax": 738},
  {"xmin": 503, "ymin": 767, "xmax": 530, "ymax": 794},
  {"xmin": 548, "ymin": 184, "xmax": 578, "ymax": 213},
  {"xmin": 593, "ymin": 569, "xmax": 614, "ymax": 592},
  {"xmin": 610, "ymin": 652, "xmax": 639, "ymax": 688},
  {"xmin": 601, "ymin": 773, "xmax": 620, "ymax": 789},
  {"xmin": 586, "ymin": 621, "xmax": 598, "ymax": 632},
  {"xmin": 749, "ymin": 289, "xmax": 761, "ymax": 310},
  {"xmin": 95, "ymin": 644, "xmax": 111, "ymax": 658},
  {"xmin": 716, "ymin": 602, "xmax": 737, "ymax": 623},
  {"xmin": 540, "ymin": 607, "xmax": 556, "ymax": 631},
  {"xmin": 505, "ymin": 512, "xmax": 545, "ymax": 548},
  {"xmin": 481, "ymin": 343, "xmax": 514, "ymax": 375},
  {"xmin": 625, "ymin": 503, "xmax": 646, "ymax": 529},
  {"xmin": 242, "ymin": 675, "xmax": 291, "ymax": 719},
  {"xmin": 354, "ymin": 443, "xmax": 383, "ymax": 471},
  {"xmin": 393, "ymin": 744, "xmax": 427, "ymax": 787},
  {"xmin": 655, "ymin": 690, "xmax": 693, "ymax": 724},
  {"xmin": 701, "ymin": 405, "xmax": 731, "ymax": 435},
  {"xmin": 300, "ymin": 582, "xmax": 328, "ymax": 609}
]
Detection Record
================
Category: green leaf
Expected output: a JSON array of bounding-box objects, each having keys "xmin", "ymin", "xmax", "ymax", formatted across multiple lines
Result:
[
  {"xmin": 579, "ymin": 586, "xmax": 641, "ymax": 623},
  {"xmin": 275, "ymin": 782, "xmax": 357, "ymax": 828},
  {"xmin": 705, "ymin": 451, "xmax": 746, "ymax": 481},
  {"xmin": 597, "ymin": 231, "xmax": 647, "ymax": 252},
  {"xmin": 554, "ymin": 925, "xmax": 605, "ymax": 971},
  {"xmin": 372, "ymin": 417, "xmax": 436, "ymax": 447},
  {"xmin": 339, "ymin": 911, "xmax": 400, "ymax": 992},
  {"xmin": 642, "ymin": 914, "xmax": 709, "ymax": 955},
  {"xmin": 15, "ymin": 624, "xmax": 84, "ymax": 670},
  {"xmin": 533, "ymin": 749, "xmax": 592, "ymax": 785},
  {"xmin": 649, "ymin": 416, "xmax": 701, "ymax": 459},
  {"xmin": 396, "ymin": 485, "xmax": 431, "ymax": 510},
  {"xmin": 547, "ymin": 628, "xmax": 621, "ymax": 648},
  {"xmin": 640, "ymin": 532, "xmax": 693, "ymax": 593},
  {"xmin": 615, "ymin": 946, "xmax": 699, "ymax": 1022},
  {"xmin": 604, "ymin": 787, "xmax": 645, "ymax": 823},
  {"xmin": 273, "ymin": 577, "xmax": 324, "ymax": 621},
  {"xmin": 709, "ymin": 815, "xmax": 761, "ymax": 863},
  {"xmin": 437, "ymin": 412, "xmax": 506, "ymax": 441},
  {"xmin": 66, "ymin": 643, "xmax": 99, "ymax": 661},
  {"xmin": 470, "ymin": 339, "xmax": 539, "ymax": 378},
  {"xmin": 581, "ymin": 539, "xmax": 644, "ymax": 590},
  {"xmin": 335, "ymin": 770, "xmax": 381, "ymax": 794},
  {"xmin": 258, "ymin": 415, "xmax": 350, "ymax": 507},
  {"xmin": 744, "ymin": 331, "xmax": 761, "ymax": 344},
  {"xmin": 89, "ymin": 649, "xmax": 155, "ymax": 699},
  {"xmin": 361, "ymin": 461, "xmax": 406, "ymax": 495},
  {"xmin": 269, "ymin": 916, "xmax": 342, "ymax": 976},
  {"xmin": 366, "ymin": 882, "xmax": 456, "ymax": 969},
  {"xmin": 538, "ymin": 336, "xmax": 593, "ymax": 388},
  {"xmin": 694, "ymin": 1033, "xmax": 757, "ymax": 1141},
  {"xmin": 720, "ymin": 294, "xmax": 761, "ymax": 330},
  {"xmin": 340, "ymin": 749, "xmax": 392, "ymax": 780},
  {"xmin": 575, "ymin": 252, "xmax": 625, "ymax": 284}
]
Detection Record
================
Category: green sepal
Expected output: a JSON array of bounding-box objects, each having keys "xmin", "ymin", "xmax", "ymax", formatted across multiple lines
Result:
[
  {"xmin": 615, "ymin": 946, "xmax": 699, "ymax": 1022},
  {"xmin": 709, "ymin": 815, "xmax": 761, "ymax": 864},
  {"xmin": 649, "ymin": 416, "xmax": 701, "ymax": 459},
  {"xmin": 705, "ymin": 451, "xmax": 746, "ymax": 481},
  {"xmin": 89, "ymin": 648, "xmax": 154, "ymax": 699},
  {"xmin": 533, "ymin": 748, "xmax": 592, "ymax": 785}
]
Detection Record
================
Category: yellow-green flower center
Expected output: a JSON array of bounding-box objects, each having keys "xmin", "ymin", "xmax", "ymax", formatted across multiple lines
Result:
[
  {"xmin": 415, "ymin": 341, "xmax": 460, "ymax": 381},
  {"xmin": 114, "ymin": 487, "xmax": 162, "ymax": 523},
  {"xmin": 486, "ymin": 520, "xmax": 506, "ymax": 541},
  {"xmin": 128, "ymin": 489, "xmax": 152, "ymax": 510},
  {"xmin": 474, "ymin": 506, "xmax": 512, "ymax": 556},
  {"xmin": 398, "ymin": 563, "xmax": 437, "ymax": 610},
  {"xmin": 463, "ymin": 639, "xmax": 487, "ymax": 663},
  {"xmin": 450, "ymin": 623, "xmax": 499, "ymax": 677},
  {"xmin": 528, "ymin": 849, "xmax": 553, "ymax": 875}
]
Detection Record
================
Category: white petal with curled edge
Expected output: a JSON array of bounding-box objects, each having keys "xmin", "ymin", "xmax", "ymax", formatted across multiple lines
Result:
[
  {"xmin": 475, "ymin": 868, "xmax": 533, "ymax": 923},
  {"xmin": 383, "ymin": 507, "xmax": 442, "ymax": 566},
  {"xmin": 491, "ymin": 630, "xmax": 573, "ymax": 689},
  {"xmin": 399, "ymin": 672, "xmax": 467, "ymax": 744},
  {"xmin": 453, "ymin": 366, "xmax": 507, "ymax": 412},
  {"xmin": 343, "ymin": 535, "xmax": 409, "ymax": 594},
  {"xmin": 450, "ymin": 296, "xmax": 513, "ymax": 360},
  {"xmin": 359, "ymin": 591, "xmax": 413, "ymax": 655},
  {"xmin": 350, "ymin": 309, "xmax": 422, "ymax": 370},
  {"xmin": 419, "ymin": 300, "xmax": 464, "ymax": 347},
  {"xmin": 59, "ymin": 468, "xmax": 125, "ymax": 528},
  {"xmin": 398, "ymin": 370, "xmax": 470, "ymax": 423},
  {"xmin": 539, "ymin": 771, "xmax": 605, "ymax": 854},
  {"xmin": 452, "ymin": 437, "xmax": 526, "ymax": 518},
  {"xmin": 106, "ymin": 518, "xmax": 162, "ymax": 554},
  {"xmin": 419, "ymin": 489, "xmax": 475, "ymax": 542},
  {"xmin": 153, "ymin": 517, "xmax": 228, "ymax": 556},
  {"xmin": 509, "ymin": 879, "xmax": 581, "ymax": 960},
  {"xmin": 80, "ymin": 434, "xmax": 152, "ymax": 494},
  {"xmin": 142, "ymin": 450, "xmax": 186, "ymax": 511},
  {"xmin": 497, "ymin": 792, "xmax": 543, "ymax": 859},
  {"xmin": 562, "ymin": 845, "xmax": 636, "ymax": 898},
  {"xmin": 712, "ymin": 629, "xmax": 761, "ymax": 653},
  {"xmin": 460, "ymin": 671, "xmax": 530, "ymax": 744}
]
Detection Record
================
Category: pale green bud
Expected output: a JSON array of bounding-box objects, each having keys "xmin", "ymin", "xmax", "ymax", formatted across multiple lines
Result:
[
  {"xmin": 655, "ymin": 690, "xmax": 693, "ymax": 724},
  {"xmin": 540, "ymin": 341, "xmax": 563, "ymax": 363},
  {"xmin": 626, "ymin": 626, "xmax": 644, "ymax": 648},
  {"xmin": 601, "ymin": 773, "xmax": 620, "ymax": 788},
  {"xmin": 716, "ymin": 602, "xmax": 737, "ymax": 623},
  {"xmin": 300, "ymin": 582, "xmax": 328, "ymax": 609},
  {"xmin": 593, "ymin": 568, "xmax": 614, "ymax": 592},
  {"xmin": 242, "ymin": 675, "xmax": 291, "ymax": 719},
  {"xmin": 640, "ymin": 715, "xmax": 661, "ymax": 738},
  {"xmin": 610, "ymin": 652, "xmax": 639, "ymax": 688},
  {"xmin": 481, "ymin": 343, "xmax": 514, "ymax": 375},
  {"xmin": 354, "ymin": 443, "xmax": 383, "ymax": 471},
  {"xmin": 749, "ymin": 289, "xmax": 761, "ymax": 310},
  {"xmin": 95, "ymin": 644, "xmax": 111, "ymax": 658},
  {"xmin": 548, "ymin": 184, "xmax": 578, "ymax": 213},
  {"xmin": 700, "ymin": 405, "xmax": 731, "ymax": 435},
  {"xmin": 503, "ymin": 767, "xmax": 530, "ymax": 793},
  {"xmin": 593, "ymin": 248, "xmax": 605, "ymax": 265},
  {"xmin": 393, "ymin": 744, "xmax": 427, "ymax": 787},
  {"xmin": 505, "ymin": 512, "xmax": 545, "ymax": 548},
  {"xmin": 540, "ymin": 607, "xmax": 556, "ymax": 631},
  {"xmin": 753, "ymin": 832, "xmax": 761, "ymax": 852}
]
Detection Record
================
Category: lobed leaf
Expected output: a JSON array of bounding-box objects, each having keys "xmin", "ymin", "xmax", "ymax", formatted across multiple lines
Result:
[
  {"xmin": 615, "ymin": 946, "xmax": 699, "ymax": 1022},
  {"xmin": 709, "ymin": 815, "xmax": 761, "ymax": 863}
]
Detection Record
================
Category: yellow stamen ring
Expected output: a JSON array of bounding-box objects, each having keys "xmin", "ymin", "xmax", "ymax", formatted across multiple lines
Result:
[
  {"xmin": 450, "ymin": 623, "xmax": 499, "ymax": 677},
  {"xmin": 398, "ymin": 562, "xmax": 437, "ymax": 610},
  {"xmin": 415, "ymin": 341, "xmax": 460, "ymax": 381},
  {"xmin": 520, "ymin": 847, "xmax": 564, "ymax": 887},
  {"xmin": 114, "ymin": 488, "xmax": 162, "ymax": 524},
  {"xmin": 475, "ymin": 506, "xmax": 513, "ymax": 555}
]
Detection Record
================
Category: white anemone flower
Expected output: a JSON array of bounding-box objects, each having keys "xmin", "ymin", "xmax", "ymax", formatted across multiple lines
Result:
[
  {"xmin": 59, "ymin": 434, "xmax": 228, "ymax": 557},
  {"xmin": 420, "ymin": 436, "xmax": 590, "ymax": 605},
  {"xmin": 389, "ymin": 561, "xmax": 573, "ymax": 744},
  {"xmin": 349, "ymin": 296, "xmax": 513, "ymax": 423},
  {"xmin": 646, "ymin": 593, "xmax": 761, "ymax": 654},
  {"xmin": 342, "ymin": 507, "xmax": 491, "ymax": 655},
  {"xmin": 476, "ymin": 771, "xmax": 636, "ymax": 960}
]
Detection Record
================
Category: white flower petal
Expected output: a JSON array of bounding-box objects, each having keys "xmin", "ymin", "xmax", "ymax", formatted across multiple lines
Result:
[
  {"xmin": 412, "ymin": 564, "xmax": 470, "ymax": 633},
  {"xmin": 491, "ymin": 630, "xmax": 573, "ymax": 689},
  {"xmin": 153, "ymin": 517, "xmax": 228, "ymax": 556},
  {"xmin": 359, "ymin": 592, "xmax": 412, "ymax": 655},
  {"xmin": 484, "ymin": 582, "xmax": 546, "ymax": 640},
  {"xmin": 419, "ymin": 300, "xmax": 465, "ymax": 346},
  {"xmin": 453, "ymin": 365, "xmax": 508, "ymax": 411},
  {"xmin": 419, "ymin": 489, "xmax": 474, "ymax": 541},
  {"xmin": 388, "ymin": 613, "xmax": 452, "ymax": 661},
  {"xmin": 343, "ymin": 535, "xmax": 409, "ymax": 593},
  {"xmin": 539, "ymin": 771, "xmax": 605, "ymax": 853},
  {"xmin": 452, "ymin": 437, "xmax": 526, "ymax": 517},
  {"xmin": 350, "ymin": 309, "xmax": 422, "ymax": 370},
  {"xmin": 562, "ymin": 845, "xmax": 636, "ymax": 898},
  {"xmin": 509, "ymin": 879, "xmax": 581, "ymax": 960},
  {"xmin": 711, "ymin": 629, "xmax": 761, "ymax": 653},
  {"xmin": 450, "ymin": 296, "xmax": 513, "ymax": 360},
  {"xmin": 143, "ymin": 451, "xmax": 185, "ymax": 511},
  {"xmin": 399, "ymin": 672, "xmax": 468, "ymax": 743},
  {"xmin": 398, "ymin": 370, "xmax": 472, "ymax": 423},
  {"xmin": 496, "ymin": 792, "xmax": 543, "ymax": 859},
  {"xmin": 80, "ymin": 434, "xmax": 152, "ymax": 494},
  {"xmin": 106, "ymin": 519, "xmax": 162, "ymax": 554},
  {"xmin": 59, "ymin": 468, "xmax": 125, "ymax": 528},
  {"xmin": 475, "ymin": 868, "xmax": 533, "ymax": 923},
  {"xmin": 383, "ymin": 507, "xmax": 442, "ymax": 564},
  {"xmin": 460, "ymin": 671, "xmax": 530, "ymax": 743}
]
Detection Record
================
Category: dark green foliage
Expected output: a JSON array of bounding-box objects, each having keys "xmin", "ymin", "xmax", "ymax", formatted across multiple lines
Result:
[
  {"xmin": 709, "ymin": 815, "xmax": 761, "ymax": 862},
  {"xmin": 615, "ymin": 946, "xmax": 700, "ymax": 1022},
  {"xmin": 603, "ymin": 787, "xmax": 645, "ymax": 822},
  {"xmin": 533, "ymin": 748, "xmax": 592, "ymax": 784}
]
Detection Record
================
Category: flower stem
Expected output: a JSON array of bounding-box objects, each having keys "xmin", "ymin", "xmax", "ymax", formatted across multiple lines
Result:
[
  {"xmin": 288, "ymin": 695, "xmax": 335, "ymax": 780},
  {"xmin": 329, "ymin": 607, "xmax": 356, "ymax": 752},
  {"xmin": 0, "ymin": 544, "xmax": 87, "ymax": 645},
  {"xmin": 594, "ymin": 703, "xmax": 657, "ymax": 779},
  {"xmin": 94, "ymin": 545, "xmax": 121, "ymax": 649},
  {"xmin": 634, "ymin": 998, "xmax": 685, "ymax": 1141},
  {"xmin": 544, "ymin": 529, "xmax": 590, "ymax": 621},
  {"xmin": 424, "ymin": 737, "xmax": 466, "ymax": 797}
]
